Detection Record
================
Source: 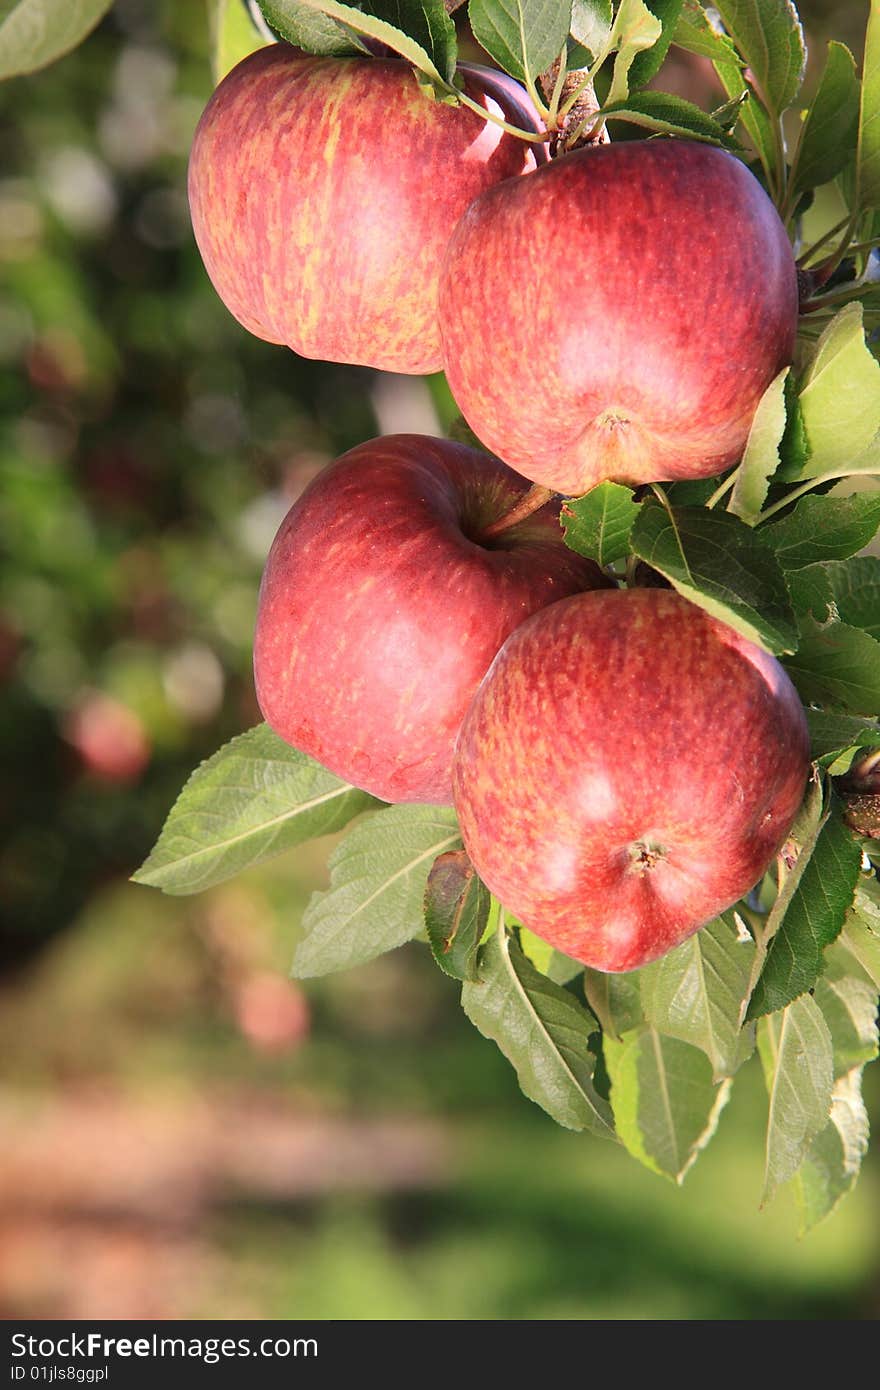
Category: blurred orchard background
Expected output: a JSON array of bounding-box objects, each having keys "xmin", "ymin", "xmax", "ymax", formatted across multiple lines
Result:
[{"xmin": 1, "ymin": 0, "xmax": 878, "ymax": 1320}]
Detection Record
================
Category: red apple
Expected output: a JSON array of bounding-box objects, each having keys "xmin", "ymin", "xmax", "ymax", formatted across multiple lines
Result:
[
  {"xmin": 439, "ymin": 139, "xmax": 798, "ymax": 494},
  {"xmin": 452, "ymin": 589, "xmax": 810, "ymax": 971},
  {"xmin": 187, "ymin": 46, "xmax": 545, "ymax": 374},
  {"xmin": 253, "ymin": 434, "xmax": 610, "ymax": 804}
]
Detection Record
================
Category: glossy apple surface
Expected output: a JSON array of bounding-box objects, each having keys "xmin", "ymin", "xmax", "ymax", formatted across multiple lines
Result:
[
  {"xmin": 452, "ymin": 588, "xmax": 811, "ymax": 970},
  {"xmin": 188, "ymin": 46, "xmax": 544, "ymax": 374},
  {"xmin": 253, "ymin": 434, "xmax": 610, "ymax": 804},
  {"xmin": 439, "ymin": 139, "xmax": 798, "ymax": 493}
]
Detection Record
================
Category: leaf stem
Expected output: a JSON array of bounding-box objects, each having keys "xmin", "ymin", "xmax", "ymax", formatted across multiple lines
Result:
[
  {"xmin": 650, "ymin": 482, "xmax": 672, "ymax": 514},
  {"xmin": 771, "ymin": 114, "xmax": 788, "ymax": 215},
  {"xmin": 705, "ymin": 471, "xmax": 737, "ymax": 509},
  {"xmin": 546, "ymin": 49, "xmax": 570, "ymax": 130},
  {"xmin": 756, "ymin": 475, "xmax": 838, "ymax": 523},
  {"xmin": 557, "ymin": 41, "xmax": 613, "ymax": 122},
  {"xmin": 795, "ymin": 213, "xmax": 854, "ymax": 266},
  {"xmin": 522, "ymin": 68, "xmax": 551, "ymax": 122},
  {"xmin": 800, "ymin": 278, "xmax": 879, "ymax": 314},
  {"xmin": 452, "ymin": 83, "xmax": 550, "ymax": 143}
]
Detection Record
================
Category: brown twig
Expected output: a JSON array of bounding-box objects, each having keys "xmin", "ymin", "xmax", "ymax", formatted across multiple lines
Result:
[{"xmin": 539, "ymin": 61, "xmax": 610, "ymax": 156}]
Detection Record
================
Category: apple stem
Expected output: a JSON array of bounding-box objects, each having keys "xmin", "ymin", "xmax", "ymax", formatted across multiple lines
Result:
[
  {"xmin": 481, "ymin": 485, "xmax": 556, "ymax": 540},
  {"xmin": 705, "ymin": 472, "xmax": 737, "ymax": 510},
  {"xmin": 838, "ymin": 748, "xmax": 880, "ymax": 792},
  {"xmin": 451, "ymin": 84, "xmax": 551, "ymax": 145},
  {"xmin": 795, "ymin": 212, "xmax": 854, "ymax": 267}
]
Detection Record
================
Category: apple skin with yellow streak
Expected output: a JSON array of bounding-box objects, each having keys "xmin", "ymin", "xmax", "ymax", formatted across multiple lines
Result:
[
  {"xmin": 452, "ymin": 589, "xmax": 811, "ymax": 971},
  {"xmin": 439, "ymin": 139, "xmax": 799, "ymax": 493},
  {"xmin": 187, "ymin": 46, "xmax": 544, "ymax": 374},
  {"xmin": 253, "ymin": 435, "xmax": 611, "ymax": 804}
]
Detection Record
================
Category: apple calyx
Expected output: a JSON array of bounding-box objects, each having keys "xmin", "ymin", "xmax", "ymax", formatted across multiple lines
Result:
[{"xmin": 625, "ymin": 839, "xmax": 669, "ymax": 875}]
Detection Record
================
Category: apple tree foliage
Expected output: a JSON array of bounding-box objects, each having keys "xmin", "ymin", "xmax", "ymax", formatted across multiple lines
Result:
[{"xmin": 7, "ymin": 0, "xmax": 880, "ymax": 1227}]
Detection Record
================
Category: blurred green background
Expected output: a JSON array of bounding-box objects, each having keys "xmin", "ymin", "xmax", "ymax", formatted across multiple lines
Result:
[{"xmin": 1, "ymin": 0, "xmax": 878, "ymax": 1320}]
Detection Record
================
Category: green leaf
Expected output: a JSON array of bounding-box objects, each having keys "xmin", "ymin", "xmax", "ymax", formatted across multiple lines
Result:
[
  {"xmin": 805, "ymin": 709, "xmax": 880, "ymax": 766},
  {"xmin": 814, "ymin": 954, "xmax": 879, "ymax": 1077},
  {"xmin": 468, "ymin": 0, "xmax": 571, "ymax": 85},
  {"xmin": 793, "ymin": 1068, "xmax": 871, "ymax": 1234},
  {"xmin": 704, "ymin": 48, "xmax": 776, "ymax": 183},
  {"xmin": 761, "ymin": 493, "xmax": 880, "ymax": 569},
  {"xmin": 582, "ymin": 967, "xmax": 644, "ymax": 1039},
  {"xmin": 370, "ymin": 0, "xmax": 456, "ymax": 78},
  {"xmin": 546, "ymin": 948, "xmax": 585, "ymax": 985},
  {"xmin": 461, "ymin": 929, "xmax": 616, "ymax": 1136},
  {"xmin": 629, "ymin": 501, "xmax": 798, "ymax": 655},
  {"xmin": 822, "ymin": 556, "xmax": 880, "ymax": 640},
  {"xmin": 779, "ymin": 371, "xmax": 809, "ymax": 478},
  {"xmin": 133, "ymin": 725, "xmax": 378, "ymax": 896},
  {"xmin": 710, "ymin": 0, "xmax": 805, "ymax": 118},
  {"xmin": 598, "ymin": 89, "xmax": 736, "ymax": 143},
  {"xmin": 293, "ymin": 804, "xmax": 460, "ymax": 978},
  {"xmin": 748, "ymin": 802, "xmax": 863, "ymax": 1018},
  {"xmin": 784, "ymin": 562, "xmax": 833, "ymax": 625},
  {"xmin": 840, "ymin": 912, "xmax": 880, "ymax": 989},
  {"xmin": 639, "ymin": 911, "xmax": 756, "ymax": 1080},
  {"xmin": 561, "ymin": 482, "xmax": 638, "ymax": 567},
  {"xmin": 628, "ymin": 0, "xmax": 683, "ymax": 90},
  {"xmin": 604, "ymin": 1027, "xmax": 731, "ymax": 1183},
  {"xmin": 258, "ymin": 0, "xmax": 364, "ymax": 55},
  {"xmin": 569, "ymin": 0, "xmax": 612, "ymax": 61},
  {"xmin": 790, "ymin": 41, "xmax": 860, "ymax": 199},
  {"xmin": 672, "ymin": 1, "xmax": 741, "ymax": 65},
  {"xmin": 424, "ymin": 850, "xmax": 490, "ymax": 981},
  {"xmin": 517, "ymin": 925, "xmax": 553, "ymax": 974},
  {"xmin": 858, "ymin": 0, "xmax": 880, "ymax": 208},
  {"xmin": 854, "ymin": 876, "xmax": 880, "ymax": 935},
  {"xmin": 786, "ymin": 304, "xmax": 880, "ymax": 480},
  {"xmin": 728, "ymin": 368, "xmax": 789, "ymax": 524},
  {"xmin": 787, "ymin": 558, "xmax": 880, "ymax": 659},
  {"xmin": 605, "ymin": 0, "xmax": 663, "ymax": 107},
  {"xmin": 784, "ymin": 616, "xmax": 880, "ymax": 715},
  {"xmin": 259, "ymin": 0, "xmax": 453, "ymax": 81},
  {"xmin": 0, "ymin": 0, "xmax": 112, "ymax": 78},
  {"xmin": 515, "ymin": 930, "xmax": 583, "ymax": 984},
  {"xmin": 211, "ymin": 0, "xmax": 272, "ymax": 82},
  {"xmin": 663, "ymin": 477, "xmax": 721, "ymax": 507},
  {"xmin": 758, "ymin": 993, "xmax": 834, "ymax": 1204}
]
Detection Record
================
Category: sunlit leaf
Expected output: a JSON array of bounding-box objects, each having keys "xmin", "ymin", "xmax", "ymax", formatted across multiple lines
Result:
[
  {"xmin": 605, "ymin": 1027, "xmax": 731, "ymax": 1183},
  {"xmin": 293, "ymin": 804, "xmax": 460, "ymax": 977},
  {"xmin": 0, "ymin": 0, "xmax": 112, "ymax": 79},
  {"xmin": 133, "ymin": 725, "xmax": 378, "ymax": 895},
  {"xmin": 461, "ymin": 929, "xmax": 615, "ymax": 1135},
  {"xmin": 758, "ymin": 994, "xmax": 833, "ymax": 1204}
]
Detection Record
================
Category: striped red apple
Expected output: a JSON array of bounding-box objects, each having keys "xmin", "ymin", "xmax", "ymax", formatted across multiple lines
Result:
[
  {"xmin": 452, "ymin": 589, "xmax": 811, "ymax": 971},
  {"xmin": 188, "ymin": 45, "xmax": 545, "ymax": 373},
  {"xmin": 254, "ymin": 435, "xmax": 611, "ymax": 804},
  {"xmin": 440, "ymin": 139, "xmax": 799, "ymax": 493}
]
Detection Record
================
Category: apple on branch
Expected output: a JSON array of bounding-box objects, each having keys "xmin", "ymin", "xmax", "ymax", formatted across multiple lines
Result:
[
  {"xmin": 439, "ymin": 139, "xmax": 799, "ymax": 494},
  {"xmin": 187, "ymin": 45, "xmax": 545, "ymax": 374},
  {"xmin": 253, "ymin": 434, "xmax": 611, "ymax": 805},
  {"xmin": 452, "ymin": 588, "xmax": 811, "ymax": 971}
]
